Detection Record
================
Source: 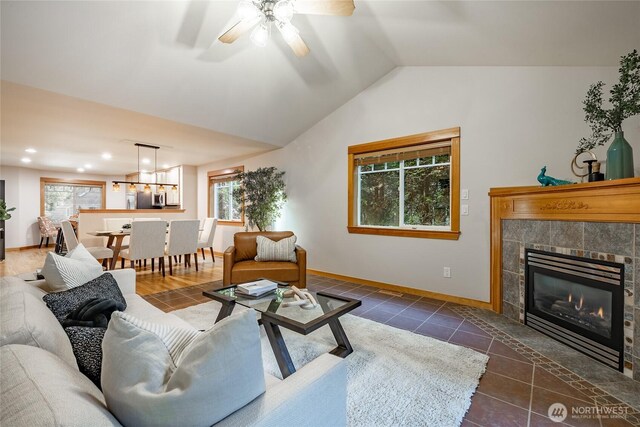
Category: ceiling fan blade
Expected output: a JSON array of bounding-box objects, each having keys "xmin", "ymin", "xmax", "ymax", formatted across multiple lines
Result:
[
  {"xmin": 285, "ymin": 33, "xmax": 310, "ymax": 57},
  {"xmin": 218, "ymin": 16, "xmax": 261, "ymax": 44},
  {"xmin": 294, "ymin": 0, "xmax": 355, "ymax": 16}
]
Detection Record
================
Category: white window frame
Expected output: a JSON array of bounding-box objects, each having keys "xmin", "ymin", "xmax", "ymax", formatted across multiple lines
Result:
[
  {"xmin": 356, "ymin": 156, "xmax": 452, "ymax": 231},
  {"xmin": 213, "ymin": 180, "xmax": 242, "ymax": 222}
]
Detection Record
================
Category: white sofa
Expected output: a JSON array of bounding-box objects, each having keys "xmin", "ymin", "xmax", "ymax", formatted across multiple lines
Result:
[{"xmin": 0, "ymin": 270, "xmax": 347, "ymax": 427}]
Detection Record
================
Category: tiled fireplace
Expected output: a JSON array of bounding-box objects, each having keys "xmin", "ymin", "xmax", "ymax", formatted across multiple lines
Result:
[{"xmin": 501, "ymin": 220, "xmax": 639, "ymax": 380}]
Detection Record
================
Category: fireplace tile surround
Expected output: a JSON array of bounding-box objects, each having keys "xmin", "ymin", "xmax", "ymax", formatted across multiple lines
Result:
[{"xmin": 501, "ymin": 220, "xmax": 639, "ymax": 381}]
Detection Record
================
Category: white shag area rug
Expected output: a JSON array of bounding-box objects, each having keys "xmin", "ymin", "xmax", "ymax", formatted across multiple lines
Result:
[{"xmin": 173, "ymin": 301, "xmax": 488, "ymax": 427}]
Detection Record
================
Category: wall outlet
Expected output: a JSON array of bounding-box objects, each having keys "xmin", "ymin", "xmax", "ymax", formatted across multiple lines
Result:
[
  {"xmin": 461, "ymin": 189, "xmax": 469, "ymax": 200},
  {"xmin": 461, "ymin": 204, "xmax": 469, "ymax": 215},
  {"xmin": 443, "ymin": 267, "xmax": 451, "ymax": 278}
]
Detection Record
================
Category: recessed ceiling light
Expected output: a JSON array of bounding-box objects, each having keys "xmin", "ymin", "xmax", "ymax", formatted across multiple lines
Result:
[
  {"xmin": 162, "ymin": 164, "xmax": 170, "ymax": 169},
  {"xmin": 25, "ymin": 148, "xmax": 37, "ymax": 154},
  {"xmin": 84, "ymin": 164, "xmax": 92, "ymax": 169},
  {"xmin": 141, "ymin": 158, "xmax": 151, "ymax": 165},
  {"xmin": 21, "ymin": 157, "xmax": 32, "ymax": 163},
  {"xmin": 77, "ymin": 168, "xmax": 85, "ymax": 173},
  {"xmin": 102, "ymin": 153, "xmax": 112, "ymax": 160}
]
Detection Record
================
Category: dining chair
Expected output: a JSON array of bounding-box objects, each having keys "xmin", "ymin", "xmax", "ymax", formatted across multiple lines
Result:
[
  {"xmin": 118, "ymin": 221, "xmax": 166, "ymax": 276},
  {"xmin": 60, "ymin": 220, "xmax": 114, "ymax": 269},
  {"xmin": 197, "ymin": 218, "xmax": 218, "ymax": 262},
  {"xmin": 37, "ymin": 216, "xmax": 58, "ymax": 248},
  {"xmin": 165, "ymin": 220, "xmax": 200, "ymax": 275}
]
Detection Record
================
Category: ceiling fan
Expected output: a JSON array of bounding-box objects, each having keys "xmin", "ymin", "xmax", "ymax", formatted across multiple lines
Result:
[{"xmin": 218, "ymin": 0, "xmax": 355, "ymax": 57}]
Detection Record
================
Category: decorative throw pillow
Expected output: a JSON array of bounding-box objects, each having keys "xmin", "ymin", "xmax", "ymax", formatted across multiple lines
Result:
[
  {"xmin": 43, "ymin": 273, "xmax": 127, "ymax": 322},
  {"xmin": 0, "ymin": 291, "xmax": 78, "ymax": 369},
  {"xmin": 41, "ymin": 244, "xmax": 104, "ymax": 292},
  {"xmin": 255, "ymin": 235, "xmax": 297, "ymax": 262},
  {"xmin": 101, "ymin": 310, "xmax": 266, "ymax": 427},
  {"xmin": 65, "ymin": 326, "xmax": 106, "ymax": 388}
]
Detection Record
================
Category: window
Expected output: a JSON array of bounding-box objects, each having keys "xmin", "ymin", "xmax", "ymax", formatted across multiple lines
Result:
[
  {"xmin": 208, "ymin": 166, "xmax": 244, "ymax": 225},
  {"xmin": 347, "ymin": 127, "xmax": 460, "ymax": 240},
  {"xmin": 40, "ymin": 178, "xmax": 106, "ymax": 223}
]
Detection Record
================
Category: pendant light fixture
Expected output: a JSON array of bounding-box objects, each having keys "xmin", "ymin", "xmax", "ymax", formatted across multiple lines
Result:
[{"xmin": 111, "ymin": 143, "xmax": 178, "ymax": 195}]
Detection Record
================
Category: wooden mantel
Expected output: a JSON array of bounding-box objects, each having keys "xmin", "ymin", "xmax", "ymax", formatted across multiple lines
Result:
[{"xmin": 489, "ymin": 177, "xmax": 640, "ymax": 313}]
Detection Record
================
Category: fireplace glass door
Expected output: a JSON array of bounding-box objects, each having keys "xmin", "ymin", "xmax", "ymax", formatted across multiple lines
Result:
[
  {"xmin": 532, "ymin": 272, "xmax": 613, "ymax": 339},
  {"xmin": 525, "ymin": 249, "xmax": 623, "ymax": 371}
]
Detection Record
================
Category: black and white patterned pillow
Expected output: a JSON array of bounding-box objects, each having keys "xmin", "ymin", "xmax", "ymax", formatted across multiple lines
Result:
[
  {"xmin": 65, "ymin": 326, "xmax": 106, "ymax": 388},
  {"xmin": 43, "ymin": 273, "xmax": 127, "ymax": 387},
  {"xmin": 43, "ymin": 273, "xmax": 127, "ymax": 322}
]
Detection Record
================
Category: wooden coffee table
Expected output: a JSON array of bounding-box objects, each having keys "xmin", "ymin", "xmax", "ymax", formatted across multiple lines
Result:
[{"xmin": 203, "ymin": 283, "xmax": 361, "ymax": 378}]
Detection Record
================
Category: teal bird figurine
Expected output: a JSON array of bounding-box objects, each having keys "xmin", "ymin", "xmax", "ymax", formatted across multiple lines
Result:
[{"xmin": 537, "ymin": 166, "xmax": 574, "ymax": 186}]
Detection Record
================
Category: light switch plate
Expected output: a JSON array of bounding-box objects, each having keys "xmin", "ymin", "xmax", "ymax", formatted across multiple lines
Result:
[
  {"xmin": 461, "ymin": 189, "xmax": 469, "ymax": 200},
  {"xmin": 461, "ymin": 204, "xmax": 469, "ymax": 215}
]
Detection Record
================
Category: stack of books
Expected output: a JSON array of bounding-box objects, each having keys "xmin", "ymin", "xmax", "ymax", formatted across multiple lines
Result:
[{"xmin": 236, "ymin": 279, "xmax": 278, "ymax": 298}]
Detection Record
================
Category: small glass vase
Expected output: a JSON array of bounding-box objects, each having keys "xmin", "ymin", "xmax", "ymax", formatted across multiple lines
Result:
[{"xmin": 605, "ymin": 131, "xmax": 634, "ymax": 180}]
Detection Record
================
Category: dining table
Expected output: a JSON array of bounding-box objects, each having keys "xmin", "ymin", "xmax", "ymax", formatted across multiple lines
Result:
[{"xmin": 86, "ymin": 230, "xmax": 131, "ymax": 270}]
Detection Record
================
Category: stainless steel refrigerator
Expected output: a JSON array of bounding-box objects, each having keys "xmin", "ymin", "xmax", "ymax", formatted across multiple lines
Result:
[{"xmin": 136, "ymin": 192, "xmax": 152, "ymax": 209}]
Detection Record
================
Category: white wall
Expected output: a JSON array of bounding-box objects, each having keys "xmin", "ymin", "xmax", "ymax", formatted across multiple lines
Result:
[
  {"xmin": 0, "ymin": 166, "xmax": 125, "ymax": 248},
  {"xmin": 197, "ymin": 152, "xmax": 285, "ymax": 254},
  {"xmin": 181, "ymin": 165, "xmax": 198, "ymax": 219},
  {"xmin": 198, "ymin": 66, "xmax": 640, "ymax": 302}
]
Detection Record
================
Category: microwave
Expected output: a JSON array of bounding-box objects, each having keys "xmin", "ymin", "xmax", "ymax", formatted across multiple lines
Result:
[{"xmin": 152, "ymin": 193, "xmax": 165, "ymax": 207}]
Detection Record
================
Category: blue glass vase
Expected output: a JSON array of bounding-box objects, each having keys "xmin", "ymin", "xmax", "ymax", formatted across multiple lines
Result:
[{"xmin": 605, "ymin": 131, "xmax": 634, "ymax": 180}]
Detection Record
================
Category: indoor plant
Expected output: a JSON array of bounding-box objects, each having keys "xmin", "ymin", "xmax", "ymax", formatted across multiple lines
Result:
[
  {"xmin": 576, "ymin": 49, "xmax": 639, "ymax": 179},
  {"xmin": 0, "ymin": 198, "xmax": 15, "ymax": 262},
  {"xmin": 234, "ymin": 167, "xmax": 287, "ymax": 232},
  {"xmin": 0, "ymin": 199, "xmax": 16, "ymax": 221}
]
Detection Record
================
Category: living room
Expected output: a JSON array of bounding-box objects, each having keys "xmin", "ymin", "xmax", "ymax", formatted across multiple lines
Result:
[{"xmin": 1, "ymin": 1, "xmax": 640, "ymax": 426}]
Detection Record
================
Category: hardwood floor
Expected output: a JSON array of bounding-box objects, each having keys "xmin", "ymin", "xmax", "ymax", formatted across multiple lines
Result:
[
  {"xmin": 0, "ymin": 247, "xmax": 223, "ymax": 295},
  {"xmin": 3, "ymin": 247, "xmax": 640, "ymax": 425},
  {"xmin": 0, "ymin": 247, "xmax": 53, "ymax": 277}
]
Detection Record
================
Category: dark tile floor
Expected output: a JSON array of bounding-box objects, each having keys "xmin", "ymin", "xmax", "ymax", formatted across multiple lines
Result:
[{"xmin": 143, "ymin": 275, "xmax": 640, "ymax": 427}]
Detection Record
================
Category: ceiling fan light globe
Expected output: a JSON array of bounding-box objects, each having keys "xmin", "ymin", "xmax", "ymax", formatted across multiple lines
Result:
[
  {"xmin": 250, "ymin": 23, "xmax": 270, "ymax": 47},
  {"xmin": 237, "ymin": 0, "xmax": 261, "ymax": 20},
  {"xmin": 273, "ymin": 0, "xmax": 294, "ymax": 21},
  {"xmin": 277, "ymin": 21, "xmax": 298, "ymax": 43}
]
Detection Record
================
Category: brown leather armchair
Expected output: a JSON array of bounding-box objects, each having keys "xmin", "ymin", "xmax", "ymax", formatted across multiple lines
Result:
[{"xmin": 223, "ymin": 231, "xmax": 307, "ymax": 287}]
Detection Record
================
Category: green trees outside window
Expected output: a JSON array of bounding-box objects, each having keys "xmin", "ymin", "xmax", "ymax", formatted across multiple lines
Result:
[
  {"xmin": 213, "ymin": 180, "xmax": 242, "ymax": 222},
  {"xmin": 44, "ymin": 184, "xmax": 103, "ymax": 223},
  {"xmin": 358, "ymin": 155, "xmax": 451, "ymax": 228}
]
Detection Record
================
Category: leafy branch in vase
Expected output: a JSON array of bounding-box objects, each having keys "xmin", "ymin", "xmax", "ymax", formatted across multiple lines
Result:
[{"xmin": 576, "ymin": 49, "xmax": 640, "ymax": 154}]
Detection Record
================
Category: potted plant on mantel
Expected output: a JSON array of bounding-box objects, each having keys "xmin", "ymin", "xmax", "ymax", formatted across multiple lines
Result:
[
  {"xmin": 234, "ymin": 167, "xmax": 287, "ymax": 232},
  {"xmin": 576, "ymin": 49, "xmax": 639, "ymax": 180}
]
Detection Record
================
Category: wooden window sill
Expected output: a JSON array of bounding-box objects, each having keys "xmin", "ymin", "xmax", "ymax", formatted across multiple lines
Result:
[
  {"xmin": 218, "ymin": 220, "xmax": 245, "ymax": 227},
  {"xmin": 347, "ymin": 226, "xmax": 460, "ymax": 240}
]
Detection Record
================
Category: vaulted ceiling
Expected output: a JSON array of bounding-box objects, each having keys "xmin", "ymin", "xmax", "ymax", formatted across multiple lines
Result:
[{"xmin": 1, "ymin": 0, "xmax": 638, "ymax": 174}]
